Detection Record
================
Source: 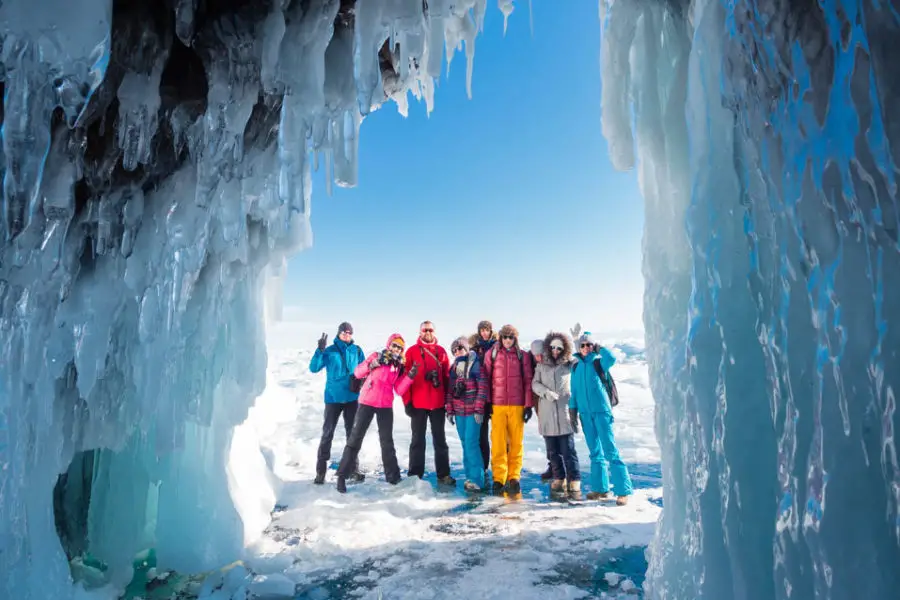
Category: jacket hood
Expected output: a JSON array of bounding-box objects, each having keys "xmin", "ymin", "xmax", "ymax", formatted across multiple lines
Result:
[
  {"xmin": 385, "ymin": 333, "xmax": 405, "ymax": 349},
  {"xmin": 542, "ymin": 331, "xmax": 573, "ymax": 363},
  {"xmin": 468, "ymin": 331, "xmax": 498, "ymax": 348}
]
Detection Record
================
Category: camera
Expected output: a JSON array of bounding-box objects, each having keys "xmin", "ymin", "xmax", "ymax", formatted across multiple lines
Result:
[
  {"xmin": 425, "ymin": 369, "xmax": 441, "ymax": 389},
  {"xmin": 452, "ymin": 379, "xmax": 466, "ymax": 399}
]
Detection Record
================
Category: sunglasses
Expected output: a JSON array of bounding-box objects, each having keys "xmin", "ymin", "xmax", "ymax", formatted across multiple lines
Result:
[
  {"xmin": 390, "ymin": 343, "xmax": 404, "ymax": 351},
  {"xmin": 501, "ymin": 335, "xmax": 515, "ymax": 340},
  {"xmin": 421, "ymin": 328, "xmax": 434, "ymax": 333},
  {"xmin": 550, "ymin": 345, "xmax": 564, "ymax": 351},
  {"xmin": 453, "ymin": 347, "xmax": 467, "ymax": 353},
  {"xmin": 580, "ymin": 343, "xmax": 593, "ymax": 348}
]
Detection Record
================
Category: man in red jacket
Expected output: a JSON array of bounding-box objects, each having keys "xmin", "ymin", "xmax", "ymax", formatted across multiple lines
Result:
[
  {"xmin": 403, "ymin": 321, "xmax": 456, "ymax": 485},
  {"xmin": 481, "ymin": 324, "xmax": 534, "ymax": 495}
]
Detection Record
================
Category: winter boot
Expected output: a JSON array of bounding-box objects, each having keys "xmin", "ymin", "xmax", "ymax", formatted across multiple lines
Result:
[
  {"xmin": 586, "ymin": 490, "xmax": 610, "ymax": 500},
  {"xmin": 349, "ymin": 471, "xmax": 366, "ymax": 483},
  {"xmin": 506, "ymin": 479, "xmax": 521, "ymax": 494},
  {"xmin": 550, "ymin": 479, "xmax": 566, "ymax": 494},
  {"xmin": 336, "ymin": 475, "xmax": 347, "ymax": 494},
  {"xmin": 464, "ymin": 480, "xmax": 482, "ymax": 492},
  {"xmin": 567, "ymin": 480, "xmax": 583, "ymax": 501},
  {"xmin": 540, "ymin": 464, "xmax": 553, "ymax": 481},
  {"xmin": 438, "ymin": 475, "xmax": 457, "ymax": 486},
  {"xmin": 616, "ymin": 495, "xmax": 629, "ymax": 506},
  {"xmin": 313, "ymin": 472, "xmax": 326, "ymax": 485},
  {"xmin": 492, "ymin": 481, "xmax": 505, "ymax": 494}
]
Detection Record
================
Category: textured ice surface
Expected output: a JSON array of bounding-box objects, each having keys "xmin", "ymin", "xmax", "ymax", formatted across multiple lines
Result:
[
  {"xmin": 0, "ymin": 1, "xmax": 502, "ymax": 599},
  {"xmin": 598, "ymin": 0, "xmax": 900, "ymax": 598}
]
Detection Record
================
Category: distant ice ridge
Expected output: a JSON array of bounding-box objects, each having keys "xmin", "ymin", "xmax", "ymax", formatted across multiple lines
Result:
[
  {"xmin": 598, "ymin": 0, "xmax": 900, "ymax": 598},
  {"xmin": 0, "ymin": 1, "xmax": 496, "ymax": 598}
]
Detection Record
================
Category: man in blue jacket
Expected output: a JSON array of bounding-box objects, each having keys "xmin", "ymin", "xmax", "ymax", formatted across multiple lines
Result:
[
  {"xmin": 310, "ymin": 322, "xmax": 366, "ymax": 484},
  {"xmin": 569, "ymin": 333, "xmax": 633, "ymax": 504}
]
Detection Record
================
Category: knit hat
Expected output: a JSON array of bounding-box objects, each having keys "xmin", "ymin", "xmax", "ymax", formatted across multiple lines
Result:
[
  {"xmin": 451, "ymin": 337, "xmax": 470, "ymax": 354},
  {"xmin": 576, "ymin": 332, "xmax": 595, "ymax": 347},
  {"xmin": 477, "ymin": 320, "xmax": 493, "ymax": 333},
  {"xmin": 338, "ymin": 321, "xmax": 353, "ymax": 335},
  {"xmin": 498, "ymin": 324, "xmax": 519, "ymax": 340},
  {"xmin": 530, "ymin": 339, "xmax": 543, "ymax": 355},
  {"xmin": 387, "ymin": 333, "xmax": 405, "ymax": 349}
]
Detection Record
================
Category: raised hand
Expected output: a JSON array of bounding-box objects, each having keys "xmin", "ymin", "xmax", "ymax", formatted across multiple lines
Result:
[
  {"xmin": 317, "ymin": 333, "xmax": 328, "ymax": 351},
  {"xmin": 408, "ymin": 362, "xmax": 419, "ymax": 379}
]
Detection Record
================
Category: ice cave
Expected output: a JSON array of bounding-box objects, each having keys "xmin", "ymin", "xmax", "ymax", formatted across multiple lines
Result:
[{"xmin": 0, "ymin": 0, "xmax": 897, "ymax": 599}]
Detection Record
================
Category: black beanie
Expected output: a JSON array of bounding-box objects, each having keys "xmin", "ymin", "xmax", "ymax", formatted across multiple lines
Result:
[{"xmin": 338, "ymin": 322, "xmax": 353, "ymax": 335}]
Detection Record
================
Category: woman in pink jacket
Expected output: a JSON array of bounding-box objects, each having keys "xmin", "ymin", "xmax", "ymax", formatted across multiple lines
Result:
[{"xmin": 336, "ymin": 334, "xmax": 418, "ymax": 493}]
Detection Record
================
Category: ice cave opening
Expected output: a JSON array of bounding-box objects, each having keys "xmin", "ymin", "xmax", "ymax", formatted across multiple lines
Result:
[{"xmin": 2, "ymin": 1, "xmax": 899, "ymax": 599}]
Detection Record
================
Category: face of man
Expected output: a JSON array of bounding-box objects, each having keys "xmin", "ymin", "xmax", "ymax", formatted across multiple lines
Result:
[
  {"xmin": 338, "ymin": 329, "xmax": 353, "ymax": 343},
  {"xmin": 420, "ymin": 322, "xmax": 436, "ymax": 344},
  {"xmin": 480, "ymin": 327, "xmax": 492, "ymax": 341},
  {"xmin": 501, "ymin": 334, "xmax": 515, "ymax": 349}
]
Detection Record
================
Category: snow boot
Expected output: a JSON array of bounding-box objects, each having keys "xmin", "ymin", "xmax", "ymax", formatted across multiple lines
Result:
[
  {"xmin": 506, "ymin": 479, "xmax": 521, "ymax": 494},
  {"xmin": 567, "ymin": 480, "xmax": 582, "ymax": 501},
  {"xmin": 313, "ymin": 472, "xmax": 326, "ymax": 485},
  {"xmin": 616, "ymin": 495, "xmax": 629, "ymax": 506},
  {"xmin": 336, "ymin": 475, "xmax": 347, "ymax": 494},
  {"xmin": 438, "ymin": 475, "xmax": 457, "ymax": 486},
  {"xmin": 550, "ymin": 479, "xmax": 566, "ymax": 494},
  {"xmin": 349, "ymin": 471, "xmax": 366, "ymax": 483},
  {"xmin": 586, "ymin": 491, "xmax": 610, "ymax": 500},
  {"xmin": 492, "ymin": 481, "xmax": 505, "ymax": 494},
  {"xmin": 464, "ymin": 480, "xmax": 481, "ymax": 492},
  {"xmin": 540, "ymin": 465, "xmax": 553, "ymax": 481}
]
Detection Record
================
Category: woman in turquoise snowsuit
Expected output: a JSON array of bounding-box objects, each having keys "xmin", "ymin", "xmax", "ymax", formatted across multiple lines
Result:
[{"xmin": 569, "ymin": 333, "xmax": 633, "ymax": 504}]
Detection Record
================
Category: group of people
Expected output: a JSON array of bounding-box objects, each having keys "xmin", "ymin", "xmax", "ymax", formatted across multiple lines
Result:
[{"xmin": 309, "ymin": 320, "xmax": 633, "ymax": 505}]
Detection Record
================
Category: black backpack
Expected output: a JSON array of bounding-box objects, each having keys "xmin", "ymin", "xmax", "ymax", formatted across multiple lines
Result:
[{"xmin": 594, "ymin": 358, "xmax": 620, "ymax": 408}]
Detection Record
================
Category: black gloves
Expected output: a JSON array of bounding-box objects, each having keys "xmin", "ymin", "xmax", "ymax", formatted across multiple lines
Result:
[
  {"xmin": 317, "ymin": 333, "xmax": 327, "ymax": 351},
  {"xmin": 446, "ymin": 413, "xmax": 455, "ymax": 425},
  {"xmin": 569, "ymin": 408, "xmax": 580, "ymax": 434},
  {"xmin": 523, "ymin": 407, "xmax": 533, "ymax": 423},
  {"xmin": 407, "ymin": 362, "xmax": 419, "ymax": 378},
  {"xmin": 405, "ymin": 402, "xmax": 414, "ymax": 417}
]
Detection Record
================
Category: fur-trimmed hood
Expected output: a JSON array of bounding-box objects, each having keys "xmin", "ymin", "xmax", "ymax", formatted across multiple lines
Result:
[{"xmin": 541, "ymin": 331, "xmax": 573, "ymax": 363}]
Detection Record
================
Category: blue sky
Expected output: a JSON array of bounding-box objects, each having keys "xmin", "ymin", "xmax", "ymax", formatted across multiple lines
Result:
[{"xmin": 284, "ymin": 3, "xmax": 645, "ymax": 345}]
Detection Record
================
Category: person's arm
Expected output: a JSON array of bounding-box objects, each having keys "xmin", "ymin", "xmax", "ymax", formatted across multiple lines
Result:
[
  {"xmin": 354, "ymin": 352, "xmax": 379, "ymax": 378},
  {"xmin": 402, "ymin": 347, "xmax": 416, "ymax": 406},
  {"xmin": 394, "ymin": 366, "xmax": 415, "ymax": 397},
  {"xmin": 309, "ymin": 347, "xmax": 327, "ymax": 373},
  {"xmin": 531, "ymin": 364, "xmax": 551, "ymax": 397},
  {"xmin": 596, "ymin": 346, "xmax": 616, "ymax": 372},
  {"xmin": 523, "ymin": 352, "xmax": 536, "ymax": 408}
]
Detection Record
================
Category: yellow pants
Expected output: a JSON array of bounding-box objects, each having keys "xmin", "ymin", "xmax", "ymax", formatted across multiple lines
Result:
[{"xmin": 490, "ymin": 405, "xmax": 525, "ymax": 484}]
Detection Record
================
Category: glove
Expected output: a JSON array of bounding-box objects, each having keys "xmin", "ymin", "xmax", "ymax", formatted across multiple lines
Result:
[
  {"xmin": 474, "ymin": 414, "xmax": 484, "ymax": 425},
  {"xmin": 368, "ymin": 360, "xmax": 380, "ymax": 371},
  {"xmin": 404, "ymin": 402, "xmax": 414, "ymax": 417},
  {"xmin": 523, "ymin": 407, "xmax": 533, "ymax": 423},
  {"xmin": 317, "ymin": 333, "xmax": 327, "ymax": 351},
  {"xmin": 569, "ymin": 408, "xmax": 580, "ymax": 434},
  {"xmin": 546, "ymin": 390, "xmax": 559, "ymax": 401},
  {"xmin": 407, "ymin": 362, "xmax": 419, "ymax": 379},
  {"xmin": 447, "ymin": 413, "xmax": 455, "ymax": 425},
  {"xmin": 379, "ymin": 350, "xmax": 392, "ymax": 365}
]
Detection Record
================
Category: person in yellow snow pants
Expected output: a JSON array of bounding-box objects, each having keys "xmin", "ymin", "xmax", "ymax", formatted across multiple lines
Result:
[
  {"xmin": 481, "ymin": 324, "xmax": 535, "ymax": 495},
  {"xmin": 490, "ymin": 405, "xmax": 525, "ymax": 485}
]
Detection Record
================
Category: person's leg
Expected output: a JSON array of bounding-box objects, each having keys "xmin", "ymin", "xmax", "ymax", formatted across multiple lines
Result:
[
  {"xmin": 429, "ymin": 408, "xmax": 451, "ymax": 479},
  {"xmin": 580, "ymin": 412, "xmax": 610, "ymax": 495},
  {"xmin": 316, "ymin": 404, "xmax": 342, "ymax": 479},
  {"xmin": 490, "ymin": 406, "xmax": 510, "ymax": 485},
  {"xmin": 506, "ymin": 406, "xmax": 525, "ymax": 483},
  {"xmin": 407, "ymin": 407, "xmax": 428, "ymax": 478},
  {"xmin": 544, "ymin": 436, "xmax": 565, "ymax": 481},
  {"xmin": 375, "ymin": 408, "xmax": 401, "ymax": 484},
  {"xmin": 458, "ymin": 415, "xmax": 481, "ymax": 486},
  {"xmin": 336, "ymin": 404, "xmax": 375, "ymax": 490},
  {"xmin": 341, "ymin": 401, "xmax": 362, "ymax": 477},
  {"xmin": 599, "ymin": 413, "xmax": 633, "ymax": 496},
  {"xmin": 479, "ymin": 410, "xmax": 491, "ymax": 471},
  {"xmin": 562, "ymin": 433, "xmax": 582, "ymax": 481}
]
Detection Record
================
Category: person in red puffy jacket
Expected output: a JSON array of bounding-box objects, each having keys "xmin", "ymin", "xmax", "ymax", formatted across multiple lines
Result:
[
  {"xmin": 403, "ymin": 321, "xmax": 456, "ymax": 485},
  {"xmin": 481, "ymin": 324, "xmax": 534, "ymax": 495}
]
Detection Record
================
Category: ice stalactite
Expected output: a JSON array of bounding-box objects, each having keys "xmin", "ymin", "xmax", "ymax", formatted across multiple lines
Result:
[
  {"xmin": 599, "ymin": 0, "xmax": 900, "ymax": 598},
  {"xmin": 0, "ymin": 1, "xmax": 496, "ymax": 598}
]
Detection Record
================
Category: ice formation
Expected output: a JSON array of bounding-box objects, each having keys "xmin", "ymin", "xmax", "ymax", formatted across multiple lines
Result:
[
  {"xmin": 0, "ymin": 1, "xmax": 488, "ymax": 598},
  {"xmin": 598, "ymin": 0, "xmax": 900, "ymax": 598}
]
